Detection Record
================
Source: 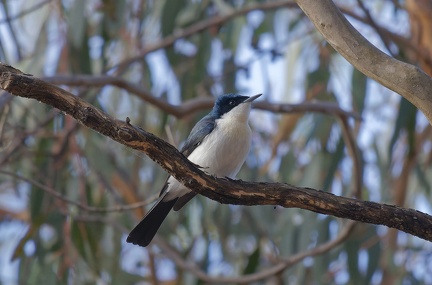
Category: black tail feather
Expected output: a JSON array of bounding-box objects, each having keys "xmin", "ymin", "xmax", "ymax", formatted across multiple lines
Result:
[{"xmin": 127, "ymin": 197, "xmax": 178, "ymax": 247}]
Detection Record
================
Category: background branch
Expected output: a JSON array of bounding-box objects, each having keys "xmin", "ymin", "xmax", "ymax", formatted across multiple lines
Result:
[
  {"xmin": 295, "ymin": 0, "xmax": 432, "ymax": 124},
  {"xmin": 0, "ymin": 0, "xmax": 51, "ymax": 24},
  {"xmin": 0, "ymin": 170, "xmax": 157, "ymax": 213},
  {"xmin": 153, "ymin": 221, "xmax": 356, "ymax": 284},
  {"xmin": 1, "ymin": 63, "xmax": 431, "ymax": 242},
  {"xmin": 111, "ymin": 0, "xmax": 297, "ymax": 73},
  {"xmin": 45, "ymin": 75, "xmax": 360, "ymax": 119}
]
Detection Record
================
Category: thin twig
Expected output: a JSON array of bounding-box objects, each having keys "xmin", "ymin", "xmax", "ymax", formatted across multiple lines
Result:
[
  {"xmin": 0, "ymin": 170, "xmax": 157, "ymax": 212},
  {"xmin": 0, "ymin": 0, "xmax": 22, "ymax": 60},
  {"xmin": 110, "ymin": 0, "xmax": 296, "ymax": 73},
  {"xmin": 0, "ymin": 0, "xmax": 52, "ymax": 24},
  {"xmin": 337, "ymin": 116, "xmax": 363, "ymax": 198},
  {"xmin": 338, "ymin": 5, "xmax": 426, "ymax": 60},
  {"xmin": 153, "ymin": 221, "xmax": 356, "ymax": 283},
  {"xmin": 355, "ymin": 0, "xmax": 396, "ymax": 57}
]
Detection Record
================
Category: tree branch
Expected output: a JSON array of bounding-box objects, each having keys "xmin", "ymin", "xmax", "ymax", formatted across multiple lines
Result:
[
  {"xmin": 295, "ymin": 0, "xmax": 432, "ymax": 124},
  {"xmin": 154, "ymin": 221, "xmax": 356, "ymax": 283},
  {"xmin": 1, "ymin": 63, "xmax": 431, "ymax": 242},
  {"xmin": 0, "ymin": 0, "xmax": 51, "ymax": 24},
  {"xmin": 111, "ymin": 0, "xmax": 297, "ymax": 73},
  {"xmin": 45, "ymin": 74, "xmax": 360, "ymax": 119},
  {"xmin": 0, "ymin": 170, "xmax": 158, "ymax": 213}
]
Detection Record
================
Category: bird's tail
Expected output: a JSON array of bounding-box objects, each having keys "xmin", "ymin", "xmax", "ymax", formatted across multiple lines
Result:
[{"xmin": 127, "ymin": 195, "xmax": 178, "ymax": 247}]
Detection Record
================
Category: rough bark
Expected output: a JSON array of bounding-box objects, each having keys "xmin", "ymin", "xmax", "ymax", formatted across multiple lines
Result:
[{"xmin": 1, "ymin": 63, "xmax": 431, "ymax": 242}]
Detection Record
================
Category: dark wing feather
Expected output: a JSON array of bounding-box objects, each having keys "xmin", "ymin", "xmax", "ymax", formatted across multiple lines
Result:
[
  {"xmin": 127, "ymin": 113, "xmax": 217, "ymax": 246},
  {"xmin": 172, "ymin": 113, "xmax": 216, "ymax": 210},
  {"xmin": 180, "ymin": 113, "xmax": 217, "ymax": 156},
  {"xmin": 158, "ymin": 113, "xmax": 216, "ymax": 197}
]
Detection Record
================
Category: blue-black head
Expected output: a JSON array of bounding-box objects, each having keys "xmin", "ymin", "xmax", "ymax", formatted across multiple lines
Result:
[{"xmin": 212, "ymin": 93, "xmax": 261, "ymax": 118}]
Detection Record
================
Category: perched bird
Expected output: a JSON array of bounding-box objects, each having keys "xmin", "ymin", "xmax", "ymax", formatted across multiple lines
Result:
[{"xmin": 127, "ymin": 93, "xmax": 261, "ymax": 247}]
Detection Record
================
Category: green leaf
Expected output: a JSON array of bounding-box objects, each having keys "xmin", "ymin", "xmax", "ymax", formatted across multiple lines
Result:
[
  {"xmin": 30, "ymin": 137, "xmax": 53, "ymax": 220},
  {"xmin": 306, "ymin": 52, "xmax": 331, "ymax": 90},
  {"xmin": 26, "ymin": 259, "xmax": 59, "ymax": 285},
  {"xmin": 176, "ymin": 3, "xmax": 201, "ymax": 27},
  {"xmin": 222, "ymin": 57, "xmax": 237, "ymax": 92},
  {"xmin": 351, "ymin": 68, "xmax": 367, "ymax": 114},
  {"xmin": 251, "ymin": 11, "xmax": 275, "ymax": 50},
  {"xmin": 322, "ymin": 136, "xmax": 345, "ymax": 191},
  {"xmin": 101, "ymin": 0, "xmax": 126, "ymax": 39},
  {"xmin": 71, "ymin": 220, "xmax": 101, "ymax": 272},
  {"xmin": 388, "ymin": 98, "xmax": 417, "ymax": 161},
  {"xmin": 68, "ymin": 0, "xmax": 86, "ymax": 49},
  {"xmin": 365, "ymin": 229, "xmax": 380, "ymax": 284},
  {"xmin": 161, "ymin": 0, "xmax": 187, "ymax": 37},
  {"xmin": 243, "ymin": 246, "xmax": 261, "ymax": 274},
  {"xmin": 313, "ymin": 218, "xmax": 333, "ymax": 282},
  {"xmin": 415, "ymin": 164, "xmax": 431, "ymax": 195},
  {"xmin": 345, "ymin": 235, "xmax": 362, "ymax": 283},
  {"xmin": 222, "ymin": 16, "xmax": 246, "ymax": 54}
]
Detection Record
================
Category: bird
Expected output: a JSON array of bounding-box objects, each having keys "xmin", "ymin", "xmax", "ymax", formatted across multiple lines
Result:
[{"xmin": 127, "ymin": 93, "xmax": 262, "ymax": 247}]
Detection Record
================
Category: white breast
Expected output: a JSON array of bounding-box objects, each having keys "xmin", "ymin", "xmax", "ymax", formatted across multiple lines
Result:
[
  {"xmin": 165, "ymin": 103, "xmax": 252, "ymax": 200},
  {"xmin": 188, "ymin": 117, "xmax": 252, "ymax": 178}
]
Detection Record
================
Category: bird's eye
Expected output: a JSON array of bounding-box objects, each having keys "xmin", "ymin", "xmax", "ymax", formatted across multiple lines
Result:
[{"xmin": 229, "ymin": 100, "xmax": 235, "ymax": 105}]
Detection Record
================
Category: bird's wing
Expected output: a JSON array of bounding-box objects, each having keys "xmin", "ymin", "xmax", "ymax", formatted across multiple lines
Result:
[
  {"xmin": 128, "ymin": 114, "xmax": 217, "ymax": 246},
  {"xmin": 171, "ymin": 115, "xmax": 216, "ymax": 210},
  {"xmin": 158, "ymin": 113, "xmax": 216, "ymax": 197},
  {"xmin": 180, "ymin": 113, "xmax": 217, "ymax": 156}
]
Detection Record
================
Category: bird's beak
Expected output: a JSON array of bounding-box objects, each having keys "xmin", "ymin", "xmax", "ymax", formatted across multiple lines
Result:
[{"xmin": 243, "ymin": 94, "xmax": 262, "ymax": 103}]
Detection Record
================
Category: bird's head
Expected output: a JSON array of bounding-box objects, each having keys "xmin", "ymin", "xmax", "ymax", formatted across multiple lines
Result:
[{"xmin": 213, "ymin": 93, "xmax": 261, "ymax": 122}]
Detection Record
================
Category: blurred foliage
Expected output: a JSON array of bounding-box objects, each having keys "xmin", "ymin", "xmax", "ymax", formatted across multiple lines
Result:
[{"xmin": 0, "ymin": 0, "xmax": 432, "ymax": 284}]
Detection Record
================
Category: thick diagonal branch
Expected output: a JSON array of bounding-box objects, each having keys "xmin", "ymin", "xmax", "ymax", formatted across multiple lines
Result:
[
  {"xmin": 295, "ymin": 0, "xmax": 432, "ymax": 124},
  {"xmin": 1, "ymin": 63, "xmax": 431, "ymax": 242}
]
